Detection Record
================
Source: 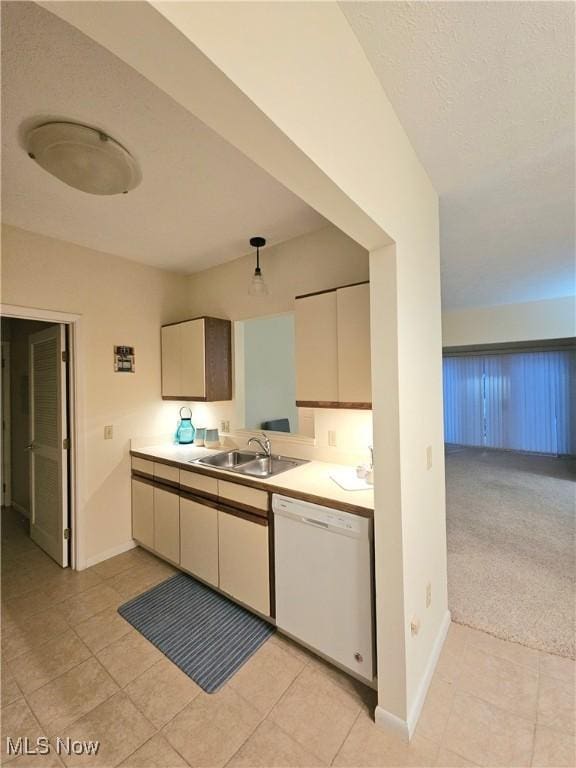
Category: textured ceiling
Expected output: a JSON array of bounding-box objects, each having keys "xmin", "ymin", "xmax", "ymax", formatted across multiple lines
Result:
[
  {"xmin": 1, "ymin": 2, "xmax": 325, "ymax": 273},
  {"xmin": 342, "ymin": 1, "xmax": 575, "ymax": 309}
]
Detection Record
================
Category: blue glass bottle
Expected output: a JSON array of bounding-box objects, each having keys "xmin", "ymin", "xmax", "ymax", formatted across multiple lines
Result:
[{"xmin": 175, "ymin": 406, "xmax": 195, "ymax": 444}]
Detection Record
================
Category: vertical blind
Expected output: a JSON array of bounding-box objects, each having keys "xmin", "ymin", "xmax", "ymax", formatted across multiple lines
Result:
[{"xmin": 443, "ymin": 350, "xmax": 575, "ymax": 455}]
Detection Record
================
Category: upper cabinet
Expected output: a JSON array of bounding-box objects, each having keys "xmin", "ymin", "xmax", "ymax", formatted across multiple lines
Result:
[
  {"xmin": 161, "ymin": 317, "xmax": 232, "ymax": 401},
  {"xmin": 295, "ymin": 282, "xmax": 371, "ymax": 408}
]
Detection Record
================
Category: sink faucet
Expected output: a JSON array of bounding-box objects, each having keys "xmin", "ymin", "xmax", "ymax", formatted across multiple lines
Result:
[{"xmin": 248, "ymin": 432, "xmax": 272, "ymax": 457}]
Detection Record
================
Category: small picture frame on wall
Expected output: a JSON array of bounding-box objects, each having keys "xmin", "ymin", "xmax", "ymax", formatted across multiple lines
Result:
[{"xmin": 114, "ymin": 346, "xmax": 135, "ymax": 373}]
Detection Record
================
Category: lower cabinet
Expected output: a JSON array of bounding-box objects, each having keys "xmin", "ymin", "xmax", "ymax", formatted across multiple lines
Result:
[
  {"xmin": 218, "ymin": 510, "xmax": 270, "ymax": 616},
  {"xmin": 132, "ymin": 478, "xmax": 154, "ymax": 549},
  {"xmin": 153, "ymin": 486, "xmax": 180, "ymax": 564},
  {"xmin": 180, "ymin": 497, "xmax": 219, "ymax": 587}
]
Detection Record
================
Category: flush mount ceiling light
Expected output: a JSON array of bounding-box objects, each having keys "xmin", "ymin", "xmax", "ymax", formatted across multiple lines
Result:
[
  {"xmin": 248, "ymin": 236, "xmax": 268, "ymax": 296},
  {"xmin": 26, "ymin": 121, "xmax": 141, "ymax": 195}
]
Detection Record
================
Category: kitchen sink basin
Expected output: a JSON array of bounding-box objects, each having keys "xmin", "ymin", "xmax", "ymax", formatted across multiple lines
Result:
[
  {"xmin": 193, "ymin": 450, "xmax": 258, "ymax": 469},
  {"xmin": 194, "ymin": 450, "xmax": 307, "ymax": 478}
]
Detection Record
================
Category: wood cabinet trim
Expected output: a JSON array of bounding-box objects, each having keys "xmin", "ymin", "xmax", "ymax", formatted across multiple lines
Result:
[
  {"xmin": 162, "ymin": 395, "xmax": 208, "ymax": 402},
  {"xmin": 295, "ymin": 280, "xmax": 369, "ymax": 301},
  {"xmin": 218, "ymin": 503, "xmax": 269, "ymax": 527},
  {"xmin": 132, "ymin": 468, "xmax": 154, "ymax": 482},
  {"xmin": 295, "ymin": 400, "xmax": 372, "ymax": 410},
  {"xmin": 179, "ymin": 488, "xmax": 220, "ymax": 509}
]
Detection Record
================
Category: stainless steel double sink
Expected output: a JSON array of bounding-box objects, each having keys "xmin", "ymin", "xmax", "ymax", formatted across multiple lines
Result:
[{"xmin": 193, "ymin": 450, "xmax": 308, "ymax": 478}]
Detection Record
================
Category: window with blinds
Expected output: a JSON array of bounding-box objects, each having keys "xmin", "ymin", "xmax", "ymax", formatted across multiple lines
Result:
[{"xmin": 443, "ymin": 350, "xmax": 575, "ymax": 455}]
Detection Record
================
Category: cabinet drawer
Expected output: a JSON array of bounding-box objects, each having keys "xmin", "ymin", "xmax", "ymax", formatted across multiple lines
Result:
[
  {"xmin": 132, "ymin": 478, "xmax": 154, "ymax": 548},
  {"xmin": 180, "ymin": 469, "xmax": 218, "ymax": 499},
  {"xmin": 180, "ymin": 497, "xmax": 219, "ymax": 587},
  {"xmin": 218, "ymin": 480, "xmax": 268, "ymax": 513},
  {"xmin": 132, "ymin": 457, "xmax": 154, "ymax": 478},
  {"xmin": 218, "ymin": 510, "xmax": 270, "ymax": 616},
  {"xmin": 153, "ymin": 487, "xmax": 180, "ymax": 564},
  {"xmin": 154, "ymin": 462, "xmax": 179, "ymax": 486}
]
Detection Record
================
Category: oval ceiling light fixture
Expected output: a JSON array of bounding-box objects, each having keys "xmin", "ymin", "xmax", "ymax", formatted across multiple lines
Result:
[{"xmin": 26, "ymin": 121, "xmax": 141, "ymax": 195}]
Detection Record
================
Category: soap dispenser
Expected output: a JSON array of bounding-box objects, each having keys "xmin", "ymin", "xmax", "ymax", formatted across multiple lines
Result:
[{"xmin": 175, "ymin": 406, "xmax": 195, "ymax": 444}]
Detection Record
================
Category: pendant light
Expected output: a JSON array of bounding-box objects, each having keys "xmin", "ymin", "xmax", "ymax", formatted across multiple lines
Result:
[{"xmin": 248, "ymin": 236, "xmax": 268, "ymax": 296}]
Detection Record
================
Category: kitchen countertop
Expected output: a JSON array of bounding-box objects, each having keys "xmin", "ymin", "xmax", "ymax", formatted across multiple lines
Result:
[{"xmin": 130, "ymin": 443, "xmax": 374, "ymax": 516}]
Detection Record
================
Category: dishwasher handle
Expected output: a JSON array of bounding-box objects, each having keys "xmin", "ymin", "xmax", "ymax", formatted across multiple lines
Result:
[{"xmin": 302, "ymin": 516, "xmax": 329, "ymax": 529}]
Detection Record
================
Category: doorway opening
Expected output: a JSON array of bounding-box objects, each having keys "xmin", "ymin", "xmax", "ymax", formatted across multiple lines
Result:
[{"xmin": 1, "ymin": 317, "xmax": 72, "ymax": 568}]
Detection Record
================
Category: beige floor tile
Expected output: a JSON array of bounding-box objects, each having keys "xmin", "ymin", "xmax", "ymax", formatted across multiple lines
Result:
[
  {"xmin": 306, "ymin": 655, "xmax": 378, "ymax": 713},
  {"xmin": 2, "ymin": 570, "xmax": 44, "ymax": 601},
  {"xmin": 457, "ymin": 644, "xmax": 538, "ymax": 721},
  {"xmin": 268, "ymin": 664, "xmax": 362, "ymax": 764},
  {"xmin": 443, "ymin": 690, "xmax": 535, "ymax": 767},
  {"xmin": 124, "ymin": 657, "xmax": 200, "ymax": 729},
  {"xmin": 8, "ymin": 630, "xmax": 92, "ymax": 695},
  {"xmin": 537, "ymin": 674, "xmax": 575, "ymax": 734},
  {"xmin": 435, "ymin": 646, "xmax": 465, "ymax": 686},
  {"xmin": 162, "ymin": 686, "xmax": 261, "ymax": 768},
  {"xmin": 228, "ymin": 639, "xmax": 305, "ymax": 715},
  {"xmin": 228, "ymin": 719, "xmax": 326, "ymax": 767},
  {"xmin": 27, "ymin": 657, "xmax": 119, "ymax": 733},
  {"xmin": 268, "ymin": 632, "xmax": 315, "ymax": 665},
  {"xmin": 1, "ymin": 662, "xmax": 23, "ymax": 706},
  {"xmin": 73, "ymin": 607, "xmax": 132, "ymax": 653},
  {"xmin": 105, "ymin": 564, "xmax": 173, "ymax": 600},
  {"xmin": 7, "ymin": 751, "xmax": 64, "ymax": 768},
  {"xmin": 333, "ymin": 710, "xmax": 439, "ymax": 767},
  {"xmin": 54, "ymin": 691, "xmax": 155, "ymax": 768},
  {"xmin": 96, "ymin": 630, "xmax": 162, "ymax": 687},
  {"xmin": 531, "ymin": 725, "xmax": 576, "ymax": 767},
  {"xmin": 415, "ymin": 676, "xmax": 456, "ymax": 744},
  {"xmin": 42, "ymin": 570, "xmax": 104, "ymax": 602},
  {"xmin": 58, "ymin": 584, "xmax": 123, "ymax": 626},
  {"xmin": 465, "ymin": 629, "xmax": 540, "ymax": 671},
  {"xmin": 435, "ymin": 747, "xmax": 478, "ymax": 767},
  {"xmin": 119, "ymin": 734, "xmax": 188, "ymax": 767},
  {"xmin": 1, "ymin": 698, "xmax": 45, "ymax": 763},
  {"xmin": 1, "ymin": 590, "xmax": 63, "ymax": 624},
  {"xmin": 538, "ymin": 652, "xmax": 575, "ymax": 682},
  {"xmin": 90, "ymin": 548, "xmax": 154, "ymax": 581},
  {"xmin": 2, "ymin": 609, "xmax": 70, "ymax": 661}
]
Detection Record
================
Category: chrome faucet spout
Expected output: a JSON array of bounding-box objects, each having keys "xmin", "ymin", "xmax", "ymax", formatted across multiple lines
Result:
[{"xmin": 248, "ymin": 432, "xmax": 272, "ymax": 457}]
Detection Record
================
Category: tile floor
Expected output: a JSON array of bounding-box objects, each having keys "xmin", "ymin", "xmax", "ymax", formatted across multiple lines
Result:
[{"xmin": 1, "ymin": 507, "xmax": 574, "ymax": 768}]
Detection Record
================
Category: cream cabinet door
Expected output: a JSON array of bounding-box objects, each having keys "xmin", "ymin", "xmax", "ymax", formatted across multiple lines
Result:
[
  {"xmin": 218, "ymin": 511, "xmax": 270, "ymax": 616},
  {"xmin": 337, "ymin": 283, "xmax": 372, "ymax": 404},
  {"xmin": 295, "ymin": 291, "xmax": 338, "ymax": 403},
  {"xmin": 153, "ymin": 487, "xmax": 180, "ymax": 563},
  {"xmin": 132, "ymin": 478, "xmax": 154, "ymax": 549},
  {"xmin": 161, "ymin": 324, "xmax": 181, "ymax": 397},
  {"xmin": 181, "ymin": 319, "xmax": 206, "ymax": 399},
  {"xmin": 180, "ymin": 497, "xmax": 219, "ymax": 587}
]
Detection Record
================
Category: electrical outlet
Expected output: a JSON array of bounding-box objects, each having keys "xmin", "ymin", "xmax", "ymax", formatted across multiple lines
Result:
[
  {"xmin": 219, "ymin": 420, "xmax": 230, "ymax": 433},
  {"xmin": 426, "ymin": 582, "xmax": 432, "ymax": 608},
  {"xmin": 410, "ymin": 616, "xmax": 421, "ymax": 636},
  {"xmin": 104, "ymin": 425, "xmax": 113, "ymax": 440},
  {"xmin": 328, "ymin": 430, "xmax": 337, "ymax": 447},
  {"xmin": 426, "ymin": 445, "xmax": 433, "ymax": 470}
]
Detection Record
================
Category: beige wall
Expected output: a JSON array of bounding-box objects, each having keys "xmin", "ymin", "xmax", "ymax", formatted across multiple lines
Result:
[
  {"xmin": 443, "ymin": 296, "xmax": 576, "ymax": 347},
  {"xmin": 1, "ymin": 224, "xmax": 189, "ymax": 566},
  {"xmin": 188, "ymin": 224, "xmax": 368, "ymax": 320}
]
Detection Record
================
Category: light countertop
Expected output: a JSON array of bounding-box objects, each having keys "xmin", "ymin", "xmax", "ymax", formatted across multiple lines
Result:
[{"xmin": 131, "ymin": 443, "xmax": 374, "ymax": 514}]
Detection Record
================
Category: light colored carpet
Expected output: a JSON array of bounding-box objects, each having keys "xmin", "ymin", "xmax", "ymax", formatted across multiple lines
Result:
[{"xmin": 445, "ymin": 446, "xmax": 576, "ymax": 659}]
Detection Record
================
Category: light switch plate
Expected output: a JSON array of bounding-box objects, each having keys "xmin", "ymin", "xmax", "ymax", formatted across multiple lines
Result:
[
  {"xmin": 328, "ymin": 430, "xmax": 337, "ymax": 447},
  {"xmin": 104, "ymin": 425, "xmax": 113, "ymax": 440}
]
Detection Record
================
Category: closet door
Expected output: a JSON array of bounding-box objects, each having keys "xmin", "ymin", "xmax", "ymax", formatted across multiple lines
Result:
[
  {"xmin": 337, "ymin": 283, "xmax": 371, "ymax": 406},
  {"xmin": 295, "ymin": 291, "xmax": 338, "ymax": 405}
]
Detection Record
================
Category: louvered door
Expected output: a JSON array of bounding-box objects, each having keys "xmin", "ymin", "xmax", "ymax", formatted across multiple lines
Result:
[{"xmin": 29, "ymin": 325, "xmax": 68, "ymax": 566}]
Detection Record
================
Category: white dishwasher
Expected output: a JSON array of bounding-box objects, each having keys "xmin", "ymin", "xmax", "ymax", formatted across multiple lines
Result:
[{"xmin": 272, "ymin": 494, "xmax": 374, "ymax": 683}]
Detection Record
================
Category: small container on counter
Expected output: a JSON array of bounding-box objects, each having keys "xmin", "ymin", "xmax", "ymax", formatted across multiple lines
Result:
[
  {"xmin": 204, "ymin": 428, "xmax": 220, "ymax": 449},
  {"xmin": 194, "ymin": 427, "xmax": 206, "ymax": 446}
]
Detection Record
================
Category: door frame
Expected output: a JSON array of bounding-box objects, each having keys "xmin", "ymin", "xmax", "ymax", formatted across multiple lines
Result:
[
  {"xmin": 1, "ymin": 341, "xmax": 11, "ymax": 507},
  {"xmin": 0, "ymin": 304, "xmax": 84, "ymax": 570}
]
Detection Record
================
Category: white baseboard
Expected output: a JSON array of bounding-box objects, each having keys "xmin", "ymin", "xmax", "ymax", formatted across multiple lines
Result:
[
  {"xmin": 375, "ymin": 609, "xmax": 451, "ymax": 742},
  {"xmin": 12, "ymin": 502, "xmax": 29, "ymax": 519},
  {"xmin": 83, "ymin": 540, "xmax": 136, "ymax": 570}
]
